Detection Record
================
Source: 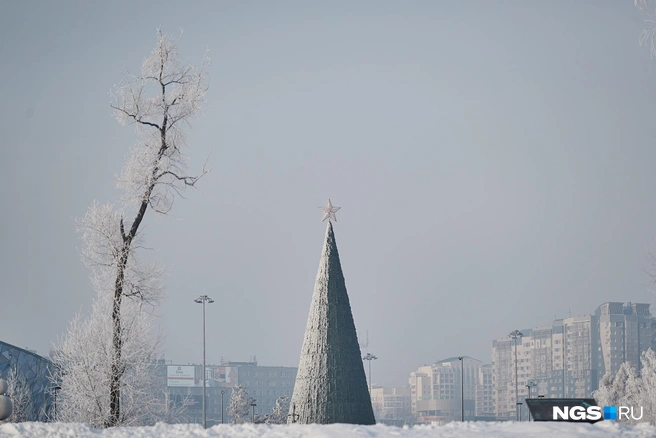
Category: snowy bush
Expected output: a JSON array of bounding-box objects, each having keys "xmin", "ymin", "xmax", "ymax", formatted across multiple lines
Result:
[
  {"xmin": 594, "ymin": 349, "xmax": 656, "ymax": 425},
  {"xmin": 6, "ymin": 366, "xmax": 33, "ymax": 422},
  {"xmin": 266, "ymin": 396, "xmax": 291, "ymax": 424},
  {"xmin": 227, "ymin": 386, "xmax": 253, "ymax": 424}
]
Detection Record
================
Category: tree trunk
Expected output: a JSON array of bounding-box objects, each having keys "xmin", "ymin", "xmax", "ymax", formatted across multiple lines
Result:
[
  {"xmin": 108, "ymin": 248, "xmax": 128, "ymax": 427},
  {"xmin": 107, "ymin": 141, "xmax": 163, "ymax": 426}
]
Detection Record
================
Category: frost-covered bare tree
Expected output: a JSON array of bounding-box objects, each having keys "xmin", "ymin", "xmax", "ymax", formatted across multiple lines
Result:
[
  {"xmin": 227, "ymin": 386, "xmax": 252, "ymax": 424},
  {"xmin": 6, "ymin": 366, "xmax": 33, "ymax": 422},
  {"xmin": 594, "ymin": 363, "xmax": 636, "ymax": 410},
  {"xmin": 52, "ymin": 28, "xmax": 209, "ymax": 428},
  {"xmin": 163, "ymin": 393, "xmax": 191, "ymax": 424},
  {"xmin": 637, "ymin": 350, "xmax": 656, "ymax": 423},
  {"xmin": 265, "ymin": 395, "xmax": 290, "ymax": 424},
  {"xmin": 636, "ymin": 0, "xmax": 656, "ymax": 58},
  {"xmin": 372, "ymin": 402, "xmax": 384, "ymax": 423},
  {"xmin": 54, "ymin": 295, "xmax": 165, "ymax": 427},
  {"xmin": 594, "ymin": 349, "xmax": 656, "ymax": 425}
]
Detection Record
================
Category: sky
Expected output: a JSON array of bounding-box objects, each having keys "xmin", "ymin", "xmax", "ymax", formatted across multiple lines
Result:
[{"xmin": 2, "ymin": 0, "xmax": 656, "ymax": 388}]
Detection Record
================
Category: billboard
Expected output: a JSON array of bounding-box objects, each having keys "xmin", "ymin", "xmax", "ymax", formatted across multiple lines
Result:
[
  {"xmin": 167, "ymin": 365, "xmax": 196, "ymax": 387},
  {"xmin": 213, "ymin": 366, "xmax": 238, "ymax": 386}
]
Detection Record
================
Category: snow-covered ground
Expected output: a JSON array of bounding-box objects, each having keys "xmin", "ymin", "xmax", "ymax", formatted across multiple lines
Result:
[{"xmin": 1, "ymin": 422, "xmax": 656, "ymax": 438}]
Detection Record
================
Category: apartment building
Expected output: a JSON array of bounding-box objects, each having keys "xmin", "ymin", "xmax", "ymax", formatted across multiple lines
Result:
[
  {"xmin": 562, "ymin": 314, "xmax": 597, "ymax": 397},
  {"xmin": 596, "ymin": 302, "xmax": 655, "ymax": 377},
  {"xmin": 475, "ymin": 364, "xmax": 494, "ymax": 417},
  {"xmin": 491, "ymin": 336, "xmax": 515, "ymax": 420},
  {"xmin": 409, "ymin": 356, "xmax": 487, "ymax": 424},
  {"xmin": 370, "ymin": 386, "xmax": 412, "ymax": 426}
]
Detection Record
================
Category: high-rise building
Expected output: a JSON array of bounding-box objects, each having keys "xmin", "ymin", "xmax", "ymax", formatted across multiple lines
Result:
[
  {"xmin": 596, "ymin": 302, "xmax": 656, "ymax": 377},
  {"xmin": 492, "ymin": 328, "xmax": 553, "ymax": 420},
  {"xmin": 561, "ymin": 314, "xmax": 596, "ymax": 398},
  {"xmin": 476, "ymin": 364, "xmax": 495, "ymax": 417},
  {"xmin": 491, "ymin": 336, "xmax": 515, "ymax": 420}
]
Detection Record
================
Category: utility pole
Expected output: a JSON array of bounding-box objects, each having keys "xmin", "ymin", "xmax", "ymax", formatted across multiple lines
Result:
[
  {"xmin": 221, "ymin": 390, "xmax": 225, "ymax": 424},
  {"xmin": 526, "ymin": 382, "xmax": 536, "ymax": 421},
  {"xmin": 362, "ymin": 353, "xmax": 378, "ymax": 394},
  {"xmin": 508, "ymin": 330, "xmax": 523, "ymax": 421},
  {"xmin": 458, "ymin": 357, "xmax": 464, "ymax": 421},
  {"xmin": 194, "ymin": 295, "xmax": 214, "ymax": 428}
]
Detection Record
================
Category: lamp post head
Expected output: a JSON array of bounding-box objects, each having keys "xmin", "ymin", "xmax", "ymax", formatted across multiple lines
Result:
[
  {"xmin": 195, "ymin": 295, "xmax": 214, "ymax": 304},
  {"xmin": 458, "ymin": 356, "xmax": 464, "ymax": 361},
  {"xmin": 508, "ymin": 330, "xmax": 523, "ymax": 339}
]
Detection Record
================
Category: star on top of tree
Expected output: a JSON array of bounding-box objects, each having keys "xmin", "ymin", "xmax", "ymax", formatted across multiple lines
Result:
[{"xmin": 318, "ymin": 199, "xmax": 341, "ymax": 222}]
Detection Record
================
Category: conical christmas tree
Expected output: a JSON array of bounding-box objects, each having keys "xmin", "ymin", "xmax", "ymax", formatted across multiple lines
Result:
[{"xmin": 289, "ymin": 221, "xmax": 375, "ymax": 424}]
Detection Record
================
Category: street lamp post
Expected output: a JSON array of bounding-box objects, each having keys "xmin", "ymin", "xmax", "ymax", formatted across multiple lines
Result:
[
  {"xmin": 526, "ymin": 381, "xmax": 536, "ymax": 421},
  {"xmin": 516, "ymin": 402, "xmax": 523, "ymax": 422},
  {"xmin": 221, "ymin": 390, "xmax": 225, "ymax": 424},
  {"xmin": 458, "ymin": 357, "xmax": 464, "ymax": 421},
  {"xmin": 508, "ymin": 330, "xmax": 523, "ymax": 421},
  {"xmin": 362, "ymin": 353, "xmax": 378, "ymax": 394},
  {"xmin": 195, "ymin": 295, "xmax": 214, "ymax": 429},
  {"xmin": 53, "ymin": 385, "xmax": 61, "ymax": 422}
]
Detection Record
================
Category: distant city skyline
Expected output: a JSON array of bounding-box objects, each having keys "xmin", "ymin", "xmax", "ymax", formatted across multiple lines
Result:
[
  {"xmin": 3, "ymin": 297, "xmax": 649, "ymax": 426},
  {"xmin": 2, "ymin": 1, "xmax": 656, "ymax": 388}
]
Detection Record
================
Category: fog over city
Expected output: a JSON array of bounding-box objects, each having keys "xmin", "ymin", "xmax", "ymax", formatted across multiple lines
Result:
[{"xmin": 3, "ymin": 0, "xmax": 656, "ymax": 390}]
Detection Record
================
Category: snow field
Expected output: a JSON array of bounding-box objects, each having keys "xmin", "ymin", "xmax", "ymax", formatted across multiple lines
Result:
[{"xmin": 2, "ymin": 421, "xmax": 656, "ymax": 438}]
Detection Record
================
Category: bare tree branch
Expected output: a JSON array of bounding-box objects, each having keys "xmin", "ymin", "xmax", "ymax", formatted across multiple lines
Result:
[{"xmin": 636, "ymin": 0, "xmax": 656, "ymax": 58}]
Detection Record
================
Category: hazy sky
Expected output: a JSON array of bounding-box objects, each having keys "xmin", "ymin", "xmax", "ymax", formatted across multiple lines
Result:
[{"xmin": 2, "ymin": 0, "xmax": 656, "ymax": 387}]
